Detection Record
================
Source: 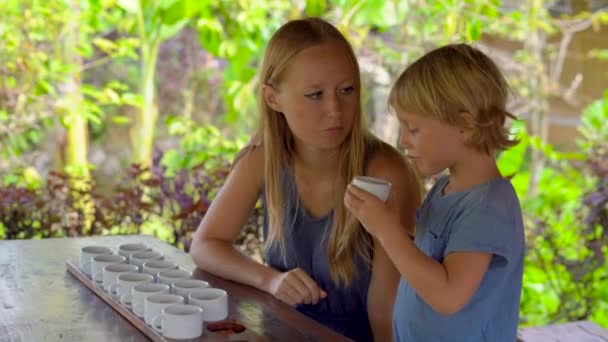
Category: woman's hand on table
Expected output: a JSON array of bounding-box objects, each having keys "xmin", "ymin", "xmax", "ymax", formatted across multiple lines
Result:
[{"xmin": 265, "ymin": 268, "xmax": 327, "ymax": 307}]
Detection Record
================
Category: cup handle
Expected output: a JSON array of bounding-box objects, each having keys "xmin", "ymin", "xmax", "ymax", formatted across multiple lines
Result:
[
  {"xmin": 120, "ymin": 293, "xmax": 133, "ymax": 309},
  {"xmin": 151, "ymin": 314, "xmax": 164, "ymax": 332},
  {"xmin": 93, "ymin": 271, "xmax": 103, "ymax": 286},
  {"xmin": 108, "ymin": 283, "xmax": 119, "ymax": 297}
]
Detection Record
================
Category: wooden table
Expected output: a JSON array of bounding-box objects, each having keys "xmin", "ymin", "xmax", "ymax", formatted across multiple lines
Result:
[{"xmin": 0, "ymin": 235, "xmax": 350, "ymax": 341}]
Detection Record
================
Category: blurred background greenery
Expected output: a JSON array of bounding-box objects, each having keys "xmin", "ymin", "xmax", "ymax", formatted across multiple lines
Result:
[{"xmin": 0, "ymin": 0, "xmax": 606, "ymax": 329}]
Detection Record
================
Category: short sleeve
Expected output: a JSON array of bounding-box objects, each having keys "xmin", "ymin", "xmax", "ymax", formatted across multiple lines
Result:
[{"xmin": 443, "ymin": 206, "xmax": 515, "ymax": 264}]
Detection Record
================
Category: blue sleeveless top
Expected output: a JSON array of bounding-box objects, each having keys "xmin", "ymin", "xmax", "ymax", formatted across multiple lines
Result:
[{"xmin": 262, "ymin": 163, "xmax": 375, "ymax": 341}]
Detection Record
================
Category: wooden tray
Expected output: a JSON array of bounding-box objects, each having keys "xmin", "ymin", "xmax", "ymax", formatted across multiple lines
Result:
[{"xmin": 66, "ymin": 260, "xmax": 265, "ymax": 341}]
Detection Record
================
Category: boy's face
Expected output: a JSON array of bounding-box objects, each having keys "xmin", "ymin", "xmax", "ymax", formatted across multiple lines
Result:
[{"xmin": 397, "ymin": 112, "xmax": 468, "ymax": 177}]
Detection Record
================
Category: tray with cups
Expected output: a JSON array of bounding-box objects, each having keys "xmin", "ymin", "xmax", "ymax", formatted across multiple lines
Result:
[{"xmin": 67, "ymin": 243, "xmax": 256, "ymax": 341}]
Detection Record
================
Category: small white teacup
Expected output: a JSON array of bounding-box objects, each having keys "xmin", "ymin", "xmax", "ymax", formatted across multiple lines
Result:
[
  {"xmin": 351, "ymin": 176, "xmax": 392, "ymax": 202},
  {"xmin": 118, "ymin": 243, "xmax": 149, "ymax": 261},
  {"xmin": 108, "ymin": 273, "xmax": 154, "ymax": 303},
  {"xmin": 129, "ymin": 250, "xmax": 163, "ymax": 271},
  {"xmin": 123, "ymin": 283, "xmax": 170, "ymax": 318},
  {"xmin": 142, "ymin": 260, "xmax": 178, "ymax": 281},
  {"xmin": 152, "ymin": 304, "xmax": 204, "ymax": 339},
  {"xmin": 171, "ymin": 279, "xmax": 210, "ymax": 302},
  {"xmin": 188, "ymin": 288, "xmax": 228, "ymax": 322},
  {"xmin": 80, "ymin": 246, "xmax": 112, "ymax": 276},
  {"xmin": 157, "ymin": 269, "xmax": 192, "ymax": 286},
  {"xmin": 144, "ymin": 294, "xmax": 184, "ymax": 326},
  {"xmin": 91, "ymin": 254, "xmax": 127, "ymax": 285},
  {"xmin": 102, "ymin": 263, "xmax": 139, "ymax": 292}
]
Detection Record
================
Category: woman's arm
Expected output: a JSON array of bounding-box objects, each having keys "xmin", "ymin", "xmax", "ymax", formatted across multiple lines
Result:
[
  {"xmin": 190, "ymin": 146, "xmax": 278, "ymax": 291},
  {"xmin": 365, "ymin": 145, "xmax": 421, "ymax": 341}
]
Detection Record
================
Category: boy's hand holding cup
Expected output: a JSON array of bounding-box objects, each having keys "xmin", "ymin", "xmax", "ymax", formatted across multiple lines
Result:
[{"xmin": 351, "ymin": 176, "xmax": 392, "ymax": 202}]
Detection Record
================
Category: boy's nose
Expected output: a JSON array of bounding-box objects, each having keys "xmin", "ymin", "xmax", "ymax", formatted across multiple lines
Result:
[{"xmin": 398, "ymin": 129, "xmax": 412, "ymax": 149}]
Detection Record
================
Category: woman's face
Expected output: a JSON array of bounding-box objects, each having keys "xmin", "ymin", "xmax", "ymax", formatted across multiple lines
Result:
[{"xmin": 264, "ymin": 42, "xmax": 358, "ymax": 152}]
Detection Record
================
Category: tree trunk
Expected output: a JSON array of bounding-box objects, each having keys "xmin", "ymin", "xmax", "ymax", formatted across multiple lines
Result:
[
  {"xmin": 131, "ymin": 37, "xmax": 160, "ymax": 169},
  {"xmin": 60, "ymin": 0, "xmax": 89, "ymax": 177}
]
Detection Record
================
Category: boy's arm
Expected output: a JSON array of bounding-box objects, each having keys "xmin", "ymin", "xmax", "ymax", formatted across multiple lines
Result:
[
  {"xmin": 365, "ymin": 144, "xmax": 421, "ymax": 340},
  {"xmin": 379, "ymin": 229, "xmax": 492, "ymax": 315}
]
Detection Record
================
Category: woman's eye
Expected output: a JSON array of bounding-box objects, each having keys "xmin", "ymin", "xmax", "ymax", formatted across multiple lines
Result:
[
  {"xmin": 340, "ymin": 86, "xmax": 354, "ymax": 95},
  {"xmin": 408, "ymin": 128, "xmax": 419, "ymax": 134},
  {"xmin": 305, "ymin": 91, "xmax": 322, "ymax": 100}
]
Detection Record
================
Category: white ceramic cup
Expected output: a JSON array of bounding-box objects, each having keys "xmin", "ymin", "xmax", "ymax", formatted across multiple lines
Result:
[
  {"xmin": 188, "ymin": 288, "xmax": 228, "ymax": 322},
  {"xmin": 152, "ymin": 304, "xmax": 204, "ymax": 339},
  {"xmin": 144, "ymin": 294, "xmax": 184, "ymax": 326},
  {"xmin": 101, "ymin": 263, "xmax": 139, "ymax": 292},
  {"xmin": 123, "ymin": 283, "xmax": 170, "ymax": 318},
  {"xmin": 171, "ymin": 279, "xmax": 210, "ymax": 302},
  {"xmin": 118, "ymin": 243, "xmax": 149, "ymax": 261},
  {"xmin": 91, "ymin": 254, "xmax": 127, "ymax": 285},
  {"xmin": 79, "ymin": 246, "xmax": 112, "ymax": 276},
  {"xmin": 157, "ymin": 269, "xmax": 192, "ymax": 286},
  {"xmin": 351, "ymin": 176, "xmax": 392, "ymax": 202},
  {"xmin": 142, "ymin": 260, "xmax": 178, "ymax": 281},
  {"xmin": 129, "ymin": 250, "xmax": 163, "ymax": 271},
  {"xmin": 108, "ymin": 273, "xmax": 154, "ymax": 304}
]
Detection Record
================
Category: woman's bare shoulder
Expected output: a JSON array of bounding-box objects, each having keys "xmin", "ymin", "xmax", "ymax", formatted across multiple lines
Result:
[
  {"xmin": 367, "ymin": 140, "xmax": 412, "ymax": 176},
  {"xmin": 231, "ymin": 143, "xmax": 265, "ymax": 187}
]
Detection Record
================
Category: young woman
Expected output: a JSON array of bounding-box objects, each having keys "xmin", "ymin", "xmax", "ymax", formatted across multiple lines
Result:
[{"xmin": 190, "ymin": 18, "xmax": 420, "ymax": 341}]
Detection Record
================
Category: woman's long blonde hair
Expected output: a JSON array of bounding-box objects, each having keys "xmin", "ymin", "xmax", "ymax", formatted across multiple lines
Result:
[{"xmin": 248, "ymin": 18, "xmax": 375, "ymax": 287}]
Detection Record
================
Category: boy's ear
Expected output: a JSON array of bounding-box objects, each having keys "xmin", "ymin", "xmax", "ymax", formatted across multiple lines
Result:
[
  {"xmin": 458, "ymin": 112, "xmax": 475, "ymax": 141},
  {"xmin": 262, "ymin": 84, "xmax": 282, "ymax": 113}
]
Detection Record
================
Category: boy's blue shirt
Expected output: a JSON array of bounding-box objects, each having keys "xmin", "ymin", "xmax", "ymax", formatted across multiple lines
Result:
[{"xmin": 393, "ymin": 175, "xmax": 525, "ymax": 342}]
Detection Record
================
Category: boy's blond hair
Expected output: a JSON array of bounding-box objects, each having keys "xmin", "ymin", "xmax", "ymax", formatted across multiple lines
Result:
[{"xmin": 389, "ymin": 43, "xmax": 518, "ymax": 154}]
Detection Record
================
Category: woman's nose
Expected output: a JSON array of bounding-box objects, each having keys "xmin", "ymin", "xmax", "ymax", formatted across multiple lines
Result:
[{"xmin": 325, "ymin": 94, "xmax": 342, "ymax": 117}]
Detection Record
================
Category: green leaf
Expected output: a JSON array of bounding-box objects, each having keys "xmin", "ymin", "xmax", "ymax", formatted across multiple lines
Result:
[
  {"xmin": 121, "ymin": 93, "xmax": 143, "ymax": 107},
  {"xmin": 162, "ymin": 0, "xmax": 200, "ymax": 25},
  {"xmin": 588, "ymin": 49, "xmax": 608, "ymax": 61},
  {"xmin": 84, "ymin": 111, "xmax": 102, "ymax": 125},
  {"xmin": 197, "ymin": 17, "xmax": 223, "ymax": 56},
  {"xmin": 111, "ymin": 116, "xmax": 131, "ymax": 125},
  {"xmin": 158, "ymin": 19, "xmax": 189, "ymax": 41},
  {"xmin": 117, "ymin": 0, "xmax": 141, "ymax": 13},
  {"xmin": 92, "ymin": 37, "xmax": 118, "ymax": 54},
  {"xmin": 6, "ymin": 76, "xmax": 16, "ymax": 89},
  {"xmin": 305, "ymin": 0, "xmax": 326, "ymax": 17},
  {"xmin": 466, "ymin": 19, "xmax": 482, "ymax": 41},
  {"xmin": 160, "ymin": 149, "xmax": 185, "ymax": 174}
]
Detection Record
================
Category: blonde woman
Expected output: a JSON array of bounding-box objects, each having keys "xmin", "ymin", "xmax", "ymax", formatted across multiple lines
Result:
[{"xmin": 190, "ymin": 18, "xmax": 420, "ymax": 341}]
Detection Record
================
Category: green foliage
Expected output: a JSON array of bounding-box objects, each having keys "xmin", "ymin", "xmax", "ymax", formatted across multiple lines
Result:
[
  {"xmin": 116, "ymin": 0, "xmax": 208, "ymax": 167},
  {"xmin": 498, "ymin": 99, "xmax": 608, "ymax": 328},
  {"xmin": 0, "ymin": 155, "xmax": 263, "ymax": 253},
  {"xmin": 2, "ymin": 166, "xmax": 43, "ymax": 189},
  {"xmin": 161, "ymin": 117, "xmax": 248, "ymax": 176},
  {"xmin": 0, "ymin": 0, "xmax": 138, "ymax": 170},
  {"xmin": 0, "ymin": 1, "xmax": 65, "ymax": 158},
  {"xmin": 195, "ymin": 1, "xmax": 290, "ymax": 131}
]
